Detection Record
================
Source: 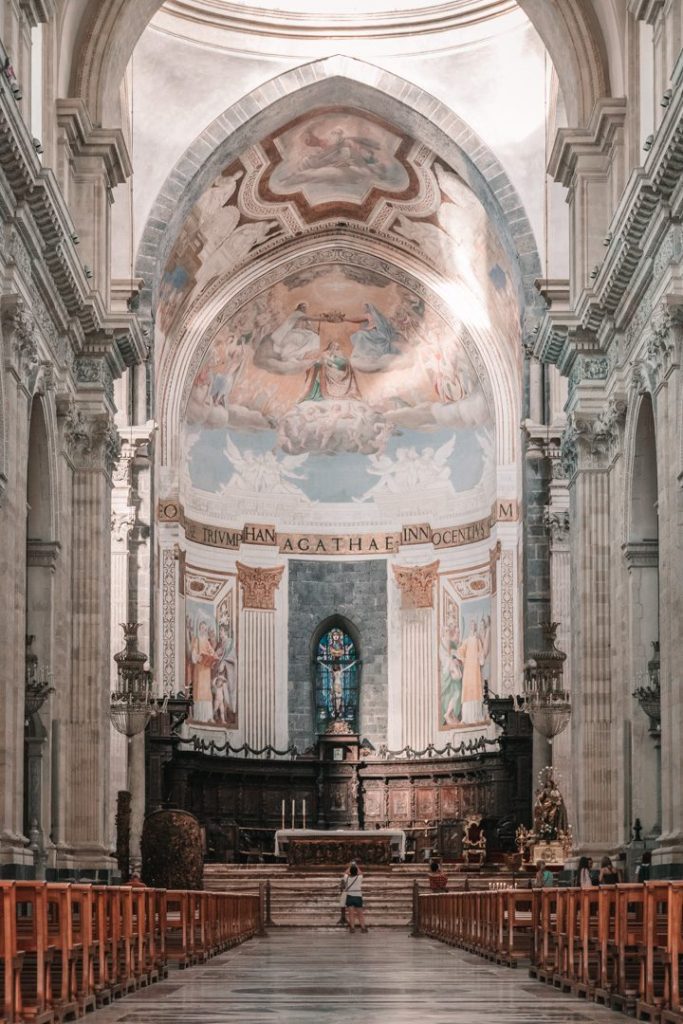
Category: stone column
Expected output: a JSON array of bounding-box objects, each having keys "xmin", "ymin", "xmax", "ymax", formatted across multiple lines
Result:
[
  {"xmin": 392, "ymin": 562, "xmax": 439, "ymax": 751},
  {"xmin": 647, "ymin": 307, "xmax": 683, "ymax": 874},
  {"xmin": 0, "ymin": 300, "xmax": 39, "ymax": 869},
  {"xmin": 561, "ymin": 399, "xmax": 625, "ymax": 856},
  {"xmin": 544, "ymin": 490, "xmax": 573, "ymax": 825},
  {"xmin": 63, "ymin": 404, "xmax": 119, "ymax": 870},
  {"xmin": 236, "ymin": 563, "xmax": 284, "ymax": 750},
  {"xmin": 110, "ymin": 446, "xmax": 136, "ymax": 847}
]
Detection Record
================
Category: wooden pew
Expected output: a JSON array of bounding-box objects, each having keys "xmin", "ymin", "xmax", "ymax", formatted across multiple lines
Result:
[
  {"xmin": 0, "ymin": 884, "xmax": 22, "ymax": 1024},
  {"xmin": 68, "ymin": 886, "xmax": 95, "ymax": 1016},
  {"xmin": 613, "ymin": 884, "xmax": 647, "ymax": 1015},
  {"xmin": 594, "ymin": 885, "xmax": 619, "ymax": 1005},
  {"xmin": 637, "ymin": 881, "xmax": 672, "ymax": 1023},
  {"xmin": 14, "ymin": 883, "xmax": 53, "ymax": 1024},
  {"xmin": 662, "ymin": 882, "xmax": 683, "ymax": 1024},
  {"xmin": 45, "ymin": 886, "xmax": 78, "ymax": 1022}
]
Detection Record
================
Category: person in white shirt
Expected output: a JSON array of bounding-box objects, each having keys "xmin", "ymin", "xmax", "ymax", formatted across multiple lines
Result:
[{"xmin": 341, "ymin": 861, "xmax": 368, "ymax": 933}]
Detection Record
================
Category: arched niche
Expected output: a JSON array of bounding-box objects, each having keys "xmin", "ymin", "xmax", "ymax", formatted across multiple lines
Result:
[
  {"xmin": 26, "ymin": 397, "xmax": 57, "ymax": 664},
  {"xmin": 630, "ymin": 394, "xmax": 658, "ymax": 544},
  {"xmin": 310, "ymin": 615, "xmax": 362, "ymax": 737}
]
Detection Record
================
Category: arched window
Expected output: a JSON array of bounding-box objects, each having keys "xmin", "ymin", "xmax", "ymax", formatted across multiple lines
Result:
[{"xmin": 314, "ymin": 625, "xmax": 360, "ymax": 735}]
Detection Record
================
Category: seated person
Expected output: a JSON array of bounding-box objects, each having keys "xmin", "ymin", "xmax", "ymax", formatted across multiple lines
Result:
[
  {"xmin": 428, "ymin": 859, "xmax": 448, "ymax": 892},
  {"xmin": 533, "ymin": 859, "xmax": 554, "ymax": 888}
]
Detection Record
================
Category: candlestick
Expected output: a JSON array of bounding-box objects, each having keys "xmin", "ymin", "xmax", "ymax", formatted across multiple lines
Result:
[
  {"xmin": 291, "ymin": 798, "xmax": 295, "ymax": 830},
  {"xmin": 281, "ymin": 799, "xmax": 285, "ymax": 831},
  {"xmin": 302, "ymin": 799, "xmax": 307, "ymax": 830}
]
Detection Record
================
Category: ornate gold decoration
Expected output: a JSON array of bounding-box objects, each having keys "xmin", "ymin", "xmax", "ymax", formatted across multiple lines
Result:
[
  {"xmin": 237, "ymin": 562, "xmax": 284, "ymax": 610},
  {"xmin": 392, "ymin": 561, "xmax": 439, "ymax": 609}
]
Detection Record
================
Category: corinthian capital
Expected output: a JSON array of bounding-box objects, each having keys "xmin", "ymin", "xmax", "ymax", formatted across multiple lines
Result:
[
  {"xmin": 561, "ymin": 398, "xmax": 626, "ymax": 475},
  {"xmin": 392, "ymin": 561, "xmax": 439, "ymax": 609},
  {"xmin": 237, "ymin": 562, "xmax": 284, "ymax": 610},
  {"xmin": 2, "ymin": 301, "xmax": 39, "ymax": 387},
  {"xmin": 60, "ymin": 401, "xmax": 121, "ymax": 475}
]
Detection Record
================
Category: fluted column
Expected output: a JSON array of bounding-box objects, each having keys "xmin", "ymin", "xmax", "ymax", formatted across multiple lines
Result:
[
  {"xmin": 64, "ymin": 405, "xmax": 119, "ymax": 867},
  {"xmin": 562, "ymin": 400, "xmax": 625, "ymax": 855},
  {"xmin": 0, "ymin": 301, "xmax": 39, "ymax": 866},
  {"xmin": 392, "ymin": 562, "xmax": 438, "ymax": 750},
  {"xmin": 544, "ymin": 479, "xmax": 573, "ymax": 825},
  {"xmin": 109, "ymin": 447, "xmax": 136, "ymax": 846},
  {"xmin": 237, "ymin": 563, "xmax": 283, "ymax": 750},
  {"xmin": 648, "ymin": 309, "xmax": 683, "ymax": 873}
]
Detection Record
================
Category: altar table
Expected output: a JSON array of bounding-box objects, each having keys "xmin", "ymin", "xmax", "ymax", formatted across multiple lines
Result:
[{"xmin": 275, "ymin": 828, "xmax": 406, "ymax": 865}]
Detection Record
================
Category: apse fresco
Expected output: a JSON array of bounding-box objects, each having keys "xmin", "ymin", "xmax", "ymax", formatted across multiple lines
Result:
[
  {"xmin": 157, "ymin": 106, "xmax": 521, "ymax": 345},
  {"xmin": 182, "ymin": 261, "xmax": 493, "ymax": 516}
]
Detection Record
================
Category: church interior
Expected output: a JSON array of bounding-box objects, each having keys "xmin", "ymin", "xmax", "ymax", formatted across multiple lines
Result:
[{"xmin": 1, "ymin": 0, "xmax": 683, "ymax": 1021}]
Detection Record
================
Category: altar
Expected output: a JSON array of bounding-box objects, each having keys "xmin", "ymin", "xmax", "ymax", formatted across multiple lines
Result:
[{"xmin": 275, "ymin": 829, "xmax": 406, "ymax": 866}]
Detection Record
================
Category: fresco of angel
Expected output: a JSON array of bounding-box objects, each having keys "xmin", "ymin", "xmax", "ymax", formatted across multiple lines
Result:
[
  {"xmin": 223, "ymin": 436, "xmax": 311, "ymax": 499},
  {"xmin": 355, "ymin": 437, "xmax": 456, "ymax": 502}
]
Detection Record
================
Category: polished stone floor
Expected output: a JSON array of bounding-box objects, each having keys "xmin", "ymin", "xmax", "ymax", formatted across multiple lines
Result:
[{"xmin": 88, "ymin": 929, "xmax": 629, "ymax": 1023}]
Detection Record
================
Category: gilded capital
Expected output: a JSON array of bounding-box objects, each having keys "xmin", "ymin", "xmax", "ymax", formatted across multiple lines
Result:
[
  {"xmin": 237, "ymin": 562, "xmax": 284, "ymax": 610},
  {"xmin": 392, "ymin": 561, "xmax": 439, "ymax": 609}
]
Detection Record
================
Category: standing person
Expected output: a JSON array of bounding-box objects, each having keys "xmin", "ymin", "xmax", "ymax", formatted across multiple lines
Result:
[
  {"xmin": 341, "ymin": 861, "xmax": 368, "ymax": 933},
  {"xmin": 598, "ymin": 856, "xmax": 620, "ymax": 884},
  {"xmin": 533, "ymin": 860, "xmax": 554, "ymax": 888},
  {"xmin": 577, "ymin": 855, "xmax": 594, "ymax": 888},
  {"xmin": 428, "ymin": 859, "xmax": 448, "ymax": 892}
]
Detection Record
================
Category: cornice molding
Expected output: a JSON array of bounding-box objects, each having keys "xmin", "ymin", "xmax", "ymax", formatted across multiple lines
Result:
[
  {"xmin": 548, "ymin": 97, "xmax": 627, "ymax": 189},
  {"xmin": 19, "ymin": 0, "xmax": 56, "ymax": 26},
  {"xmin": 56, "ymin": 98, "xmax": 132, "ymax": 188}
]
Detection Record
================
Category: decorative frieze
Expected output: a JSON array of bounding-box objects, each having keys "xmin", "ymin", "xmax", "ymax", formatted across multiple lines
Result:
[
  {"xmin": 392, "ymin": 561, "xmax": 439, "ymax": 609},
  {"xmin": 630, "ymin": 304, "xmax": 683, "ymax": 394},
  {"xmin": 19, "ymin": 0, "xmax": 56, "ymax": 26},
  {"xmin": 236, "ymin": 562, "xmax": 284, "ymax": 610}
]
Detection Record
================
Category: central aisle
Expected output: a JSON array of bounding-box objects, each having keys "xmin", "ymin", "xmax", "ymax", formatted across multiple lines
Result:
[{"xmin": 87, "ymin": 929, "xmax": 628, "ymax": 1024}]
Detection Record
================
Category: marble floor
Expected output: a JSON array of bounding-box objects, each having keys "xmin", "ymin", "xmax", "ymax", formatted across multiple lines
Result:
[{"xmin": 87, "ymin": 929, "xmax": 629, "ymax": 1024}]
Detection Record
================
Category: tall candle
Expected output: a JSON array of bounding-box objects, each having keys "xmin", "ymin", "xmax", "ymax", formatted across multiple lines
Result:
[
  {"xmin": 302, "ymin": 799, "xmax": 307, "ymax": 830},
  {"xmin": 281, "ymin": 799, "xmax": 285, "ymax": 831},
  {"xmin": 291, "ymin": 799, "xmax": 295, "ymax": 830}
]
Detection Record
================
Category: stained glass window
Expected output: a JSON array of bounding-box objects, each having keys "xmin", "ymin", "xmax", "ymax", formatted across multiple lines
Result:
[{"xmin": 314, "ymin": 626, "xmax": 360, "ymax": 735}]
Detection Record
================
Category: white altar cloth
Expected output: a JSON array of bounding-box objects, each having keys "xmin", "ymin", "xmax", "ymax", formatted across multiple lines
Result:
[{"xmin": 274, "ymin": 828, "xmax": 406, "ymax": 860}]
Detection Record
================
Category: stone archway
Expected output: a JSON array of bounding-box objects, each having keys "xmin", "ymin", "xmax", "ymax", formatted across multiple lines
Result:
[{"xmin": 69, "ymin": 0, "xmax": 614, "ymax": 130}]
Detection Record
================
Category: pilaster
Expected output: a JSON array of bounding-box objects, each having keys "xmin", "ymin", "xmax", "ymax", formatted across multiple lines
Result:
[
  {"xmin": 236, "ymin": 563, "xmax": 284, "ymax": 749},
  {"xmin": 392, "ymin": 562, "xmax": 438, "ymax": 750}
]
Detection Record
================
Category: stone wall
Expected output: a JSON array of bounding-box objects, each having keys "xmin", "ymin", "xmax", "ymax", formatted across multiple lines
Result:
[{"xmin": 287, "ymin": 560, "xmax": 388, "ymax": 752}]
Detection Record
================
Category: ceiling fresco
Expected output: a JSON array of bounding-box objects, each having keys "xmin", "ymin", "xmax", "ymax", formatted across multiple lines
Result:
[{"xmin": 159, "ymin": 106, "xmax": 521, "ymax": 528}]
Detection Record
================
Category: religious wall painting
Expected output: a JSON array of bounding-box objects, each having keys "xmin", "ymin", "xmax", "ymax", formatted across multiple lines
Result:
[
  {"xmin": 314, "ymin": 625, "xmax": 360, "ymax": 735},
  {"xmin": 261, "ymin": 108, "xmax": 414, "ymax": 211},
  {"xmin": 438, "ymin": 574, "xmax": 492, "ymax": 731},
  {"xmin": 185, "ymin": 575, "xmax": 238, "ymax": 728},
  {"xmin": 156, "ymin": 108, "xmax": 520, "ymax": 353},
  {"xmin": 182, "ymin": 261, "xmax": 494, "ymax": 521}
]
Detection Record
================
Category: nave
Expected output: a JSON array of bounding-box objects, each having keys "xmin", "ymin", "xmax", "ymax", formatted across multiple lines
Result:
[{"xmin": 85, "ymin": 928, "xmax": 626, "ymax": 1024}]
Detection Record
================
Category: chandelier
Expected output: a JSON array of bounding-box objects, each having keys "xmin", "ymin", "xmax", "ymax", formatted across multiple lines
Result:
[
  {"xmin": 523, "ymin": 622, "xmax": 571, "ymax": 739},
  {"xmin": 24, "ymin": 636, "xmax": 54, "ymax": 718},
  {"xmin": 633, "ymin": 640, "xmax": 660, "ymax": 732},
  {"xmin": 110, "ymin": 623, "xmax": 161, "ymax": 737}
]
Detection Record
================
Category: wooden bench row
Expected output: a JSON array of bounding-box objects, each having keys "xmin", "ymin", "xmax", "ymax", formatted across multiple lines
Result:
[
  {"xmin": 416, "ymin": 882, "xmax": 683, "ymax": 1023},
  {"xmin": 0, "ymin": 883, "xmax": 262, "ymax": 1024}
]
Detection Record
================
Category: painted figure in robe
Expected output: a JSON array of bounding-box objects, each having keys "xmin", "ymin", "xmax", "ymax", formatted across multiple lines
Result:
[
  {"xmin": 349, "ymin": 303, "xmax": 399, "ymax": 360},
  {"xmin": 299, "ymin": 341, "xmax": 361, "ymax": 402},
  {"xmin": 270, "ymin": 302, "xmax": 323, "ymax": 362},
  {"xmin": 191, "ymin": 620, "xmax": 217, "ymax": 722},
  {"xmin": 457, "ymin": 618, "xmax": 488, "ymax": 724}
]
